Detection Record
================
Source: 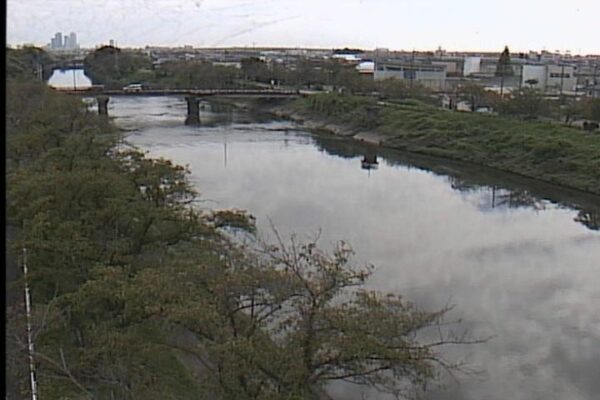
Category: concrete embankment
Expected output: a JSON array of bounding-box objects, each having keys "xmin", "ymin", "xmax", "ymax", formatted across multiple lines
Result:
[{"xmin": 272, "ymin": 108, "xmax": 386, "ymax": 145}]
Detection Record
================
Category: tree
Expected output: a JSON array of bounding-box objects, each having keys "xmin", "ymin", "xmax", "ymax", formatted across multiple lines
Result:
[
  {"xmin": 127, "ymin": 235, "xmax": 479, "ymax": 399},
  {"xmin": 499, "ymin": 87, "xmax": 548, "ymax": 119},
  {"xmin": 7, "ymin": 46, "xmax": 56, "ymax": 81},
  {"xmin": 83, "ymin": 46, "xmax": 153, "ymax": 88},
  {"xmin": 525, "ymin": 78, "xmax": 539, "ymax": 87},
  {"xmin": 458, "ymin": 83, "xmax": 489, "ymax": 111},
  {"xmin": 241, "ymin": 57, "xmax": 269, "ymax": 83},
  {"xmin": 495, "ymin": 46, "xmax": 514, "ymax": 78},
  {"xmin": 583, "ymin": 98, "xmax": 600, "ymax": 122},
  {"xmin": 496, "ymin": 46, "xmax": 514, "ymax": 96}
]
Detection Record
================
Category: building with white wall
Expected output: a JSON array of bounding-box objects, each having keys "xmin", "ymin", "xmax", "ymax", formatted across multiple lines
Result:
[
  {"xmin": 374, "ymin": 62, "xmax": 446, "ymax": 90},
  {"xmin": 521, "ymin": 65, "xmax": 547, "ymax": 89},
  {"xmin": 356, "ymin": 61, "xmax": 375, "ymax": 74},
  {"xmin": 463, "ymin": 57, "xmax": 481, "ymax": 76},
  {"xmin": 545, "ymin": 64, "xmax": 576, "ymax": 93},
  {"xmin": 521, "ymin": 64, "xmax": 576, "ymax": 93}
]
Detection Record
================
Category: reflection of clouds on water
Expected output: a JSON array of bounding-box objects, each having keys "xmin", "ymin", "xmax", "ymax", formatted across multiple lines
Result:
[
  {"xmin": 464, "ymin": 238, "xmax": 556, "ymax": 259},
  {"xmin": 118, "ymin": 96, "xmax": 600, "ymax": 400},
  {"xmin": 47, "ymin": 68, "xmax": 92, "ymax": 88}
]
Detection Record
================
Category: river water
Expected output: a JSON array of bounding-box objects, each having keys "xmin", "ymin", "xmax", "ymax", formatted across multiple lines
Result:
[
  {"xmin": 48, "ymin": 68, "xmax": 92, "ymax": 89},
  {"xmin": 108, "ymin": 96, "xmax": 600, "ymax": 400}
]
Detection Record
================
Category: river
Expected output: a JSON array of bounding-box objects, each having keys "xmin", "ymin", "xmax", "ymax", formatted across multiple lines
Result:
[
  {"xmin": 108, "ymin": 95, "xmax": 599, "ymax": 400},
  {"xmin": 48, "ymin": 68, "xmax": 92, "ymax": 89}
]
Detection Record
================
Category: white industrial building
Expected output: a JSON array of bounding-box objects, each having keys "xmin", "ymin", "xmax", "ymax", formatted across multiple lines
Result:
[
  {"xmin": 374, "ymin": 62, "xmax": 447, "ymax": 90},
  {"xmin": 521, "ymin": 64, "xmax": 576, "ymax": 93},
  {"xmin": 356, "ymin": 61, "xmax": 375, "ymax": 74},
  {"xmin": 463, "ymin": 57, "xmax": 481, "ymax": 76}
]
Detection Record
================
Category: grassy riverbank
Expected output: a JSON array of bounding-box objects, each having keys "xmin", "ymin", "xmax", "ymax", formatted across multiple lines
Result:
[{"xmin": 283, "ymin": 94, "xmax": 600, "ymax": 195}]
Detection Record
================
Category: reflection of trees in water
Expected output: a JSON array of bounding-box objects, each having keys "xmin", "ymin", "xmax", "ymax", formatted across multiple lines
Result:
[
  {"xmin": 575, "ymin": 210, "xmax": 600, "ymax": 231},
  {"xmin": 314, "ymin": 134, "xmax": 364, "ymax": 159},
  {"xmin": 449, "ymin": 177, "xmax": 477, "ymax": 192},
  {"xmin": 450, "ymin": 178, "xmax": 544, "ymax": 210},
  {"xmin": 494, "ymin": 188, "xmax": 545, "ymax": 210},
  {"xmin": 194, "ymin": 100, "xmax": 276, "ymax": 126},
  {"xmin": 312, "ymin": 135, "xmax": 598, "ymax": 231}
]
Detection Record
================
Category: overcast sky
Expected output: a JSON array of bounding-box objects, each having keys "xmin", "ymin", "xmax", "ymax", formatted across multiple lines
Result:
[{"xmin": 7, "ymin": 0, "xmax": 600, "ymax": 54}]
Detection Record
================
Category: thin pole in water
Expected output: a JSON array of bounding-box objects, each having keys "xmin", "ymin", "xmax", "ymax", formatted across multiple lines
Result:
[
  {"xmin": 23, "ymin": 248, "xmax": 38, "ymax": 400},
  {"xmin": 73, "ymin": 62, "xmax": 77, "ymax": 91}
]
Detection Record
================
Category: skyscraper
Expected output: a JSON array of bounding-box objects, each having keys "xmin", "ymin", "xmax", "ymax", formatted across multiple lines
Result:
[
  {"xmin": 49, "ymin": 31, "xmax": 79, "ymax": 50},
  {"xmin": 54, "ymin": 32, "xmax": 63, "ymax": 49},
  {"xmin": 69, "ymin": 32, "xmax": 78, "ymax": 49}
]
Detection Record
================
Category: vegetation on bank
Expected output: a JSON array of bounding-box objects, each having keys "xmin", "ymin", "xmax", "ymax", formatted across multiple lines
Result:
[
  {"xmin": 289, "ymin": 94, "xmax": 600, "ymax": 194},
  {"xmin": 82, "ymin": 46, "xmax": 368, "ymax": 90},
  {"xmin": 7, "ymin": 46, "xmax": 57, "ymax": 81},
  {"xmin": 6, "ymin": 57, "xmax": 474, "ymax": 398}
]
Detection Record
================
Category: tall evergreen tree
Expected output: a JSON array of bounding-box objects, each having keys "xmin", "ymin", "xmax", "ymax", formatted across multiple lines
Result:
[{"xmin": 496, "ymin": 46, "xmax": 514, "ymax": 77}]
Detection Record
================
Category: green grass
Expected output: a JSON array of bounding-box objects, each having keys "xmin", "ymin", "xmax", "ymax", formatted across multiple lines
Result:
[{"xmin": 290, "ymin": 94, "xmax": 600, "ymax": 194}]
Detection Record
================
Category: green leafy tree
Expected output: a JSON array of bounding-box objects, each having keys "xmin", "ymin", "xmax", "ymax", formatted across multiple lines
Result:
[
  {"xmin": 6, "ymin": 46, "xmax": 56, "ymax": 81},
  {"xmin": 83, "ymin": 46, "xmax": 153, "ymax": 88}
]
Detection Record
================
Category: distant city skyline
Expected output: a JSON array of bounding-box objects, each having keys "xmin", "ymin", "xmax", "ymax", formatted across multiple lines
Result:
[
  {"xmin": 7, "ymin": 0, "xmax": 600, "ymax": 55},
  {"xmin": 49, "ymin": 31, "xmax": 79, "ymax": 50}
]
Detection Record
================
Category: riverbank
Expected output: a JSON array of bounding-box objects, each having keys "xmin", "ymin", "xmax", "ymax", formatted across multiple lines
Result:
[{"xmin": 274, "ymin": 94, "xmax": 600, "ymax": 195}]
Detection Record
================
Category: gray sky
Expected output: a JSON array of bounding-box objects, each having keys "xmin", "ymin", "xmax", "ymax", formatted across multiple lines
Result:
[{"xmin": 7, "ymin": 0, "xmax": 600, "ymax": 53}]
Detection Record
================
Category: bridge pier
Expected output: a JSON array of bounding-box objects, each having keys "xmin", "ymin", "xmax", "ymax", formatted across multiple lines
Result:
[
  {"xmin": 185, "ymin": 96, "xmax": 201, "ymax": 125},
  {"xmin": 97, "ymin": 96, "xmax": 110, "ymax": 116}
]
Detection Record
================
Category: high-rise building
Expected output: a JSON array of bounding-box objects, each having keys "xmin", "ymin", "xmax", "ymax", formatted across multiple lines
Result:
[
  {"xmin": 49, "ymin": 31, "xmax": 79, "ymax": 50},
  {"xmin": 54, "ymin": 32, "xmax": 63, "ymax": 49},
  {"xmin": 69, "ymin": 32, "xmax": 78, "ymax": 49}
]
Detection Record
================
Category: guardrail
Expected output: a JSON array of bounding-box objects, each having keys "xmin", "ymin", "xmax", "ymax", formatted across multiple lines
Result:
[{"xmin": 51, "ymin": 87, "xmax": 311, "ymax": 96}]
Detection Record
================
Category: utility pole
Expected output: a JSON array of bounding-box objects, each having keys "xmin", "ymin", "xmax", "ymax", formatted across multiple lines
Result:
[
  {"xmin": 23, "ymin": 248, "xmax": 38, "ymax": 400},
  {"xmin": 72, "ymin": 61, "xmax": 77, "ymax": 90},
  {"xmin": 559, "ymin": 64, "xmax": 565, "ymax": 98},
  {"xmin": 519, "ymin": 63, "xmax": 523, "ymax": 89},
  {"xmin": 410, "ymin": 50, "xmax": 416, "ymax": 88},
  {"xmin": 594, "ymin": 63, "xmax": 599, "ymax": 98}
]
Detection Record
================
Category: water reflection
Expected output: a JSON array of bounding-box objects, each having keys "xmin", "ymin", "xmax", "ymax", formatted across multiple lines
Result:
[
  {"xmin": 47, "ymin": 68, "xmax": 92, "ymax": 89},
  {"xmin": 113, "ymin": 96, "xmax": 600, "ymax": 400},
  {"xmin": 575, "ymin": 209, "xmax": 600, "ymax": 230},
  {"xmin": 361, "ymin": 154, "xmax": 379, "ymax": 171},
  {"xmin": 313, "ymin": 134, "xmax": 600, "ymax": 231}
]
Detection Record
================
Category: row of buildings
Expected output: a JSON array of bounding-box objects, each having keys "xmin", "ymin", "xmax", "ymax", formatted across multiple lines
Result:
[
  {"xmin": 48, "ymin": 32, "xmax": 79, "ymax": 51},
  {"xmin": 144, "ymin": 46, "xmax": 599, "ymax": 97},
  {"xmin": 362, "ymin": 50, "xmax": 599, "ymax": 97},
  {"xmin": 80, "ymin": 44, "xmax": 599, "ymax": 98}
]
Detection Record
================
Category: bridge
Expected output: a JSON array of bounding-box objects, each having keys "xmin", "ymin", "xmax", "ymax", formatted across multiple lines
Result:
[
  {"xmin": 53, "ymin": 88, "xmax": 306, "ymax": 97},
  {"xmin": 53, "ymin": 88, "xmax": 314, "ymax": 124}
]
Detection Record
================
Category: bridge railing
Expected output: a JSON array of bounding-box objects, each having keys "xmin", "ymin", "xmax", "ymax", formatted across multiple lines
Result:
[{"xmin": 54, "ymin": 87, "xmax": 314, "ymax": 96}]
